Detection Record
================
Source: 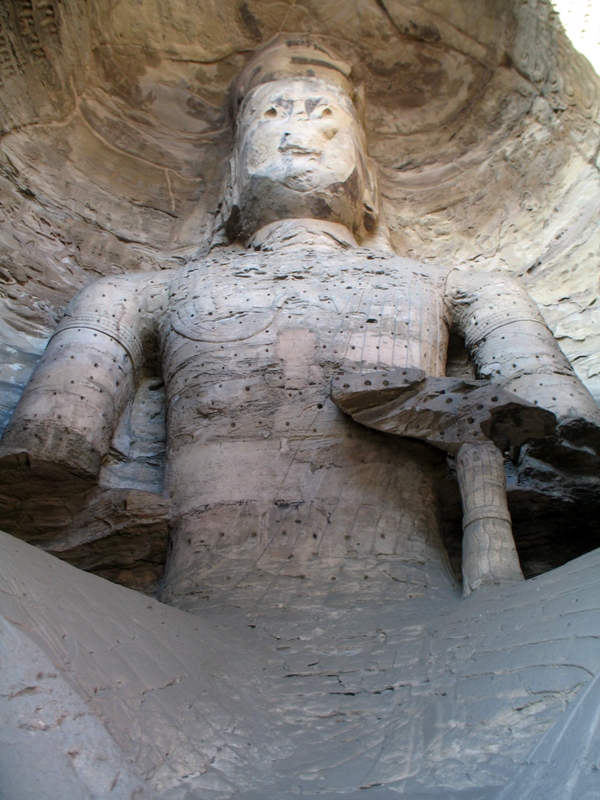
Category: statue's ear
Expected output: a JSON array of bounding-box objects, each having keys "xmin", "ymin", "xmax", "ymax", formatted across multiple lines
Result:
[
  {"xmin": 362, "ymin": 159, "xmax": 379, "ymax": 233},
  {"xmin": 220, "ymin": 149, "xmax": 242, "ymax": 242}
]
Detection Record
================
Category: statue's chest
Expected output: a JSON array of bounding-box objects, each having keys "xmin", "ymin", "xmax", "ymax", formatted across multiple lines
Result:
[{"xmin": 165, "ymin": 255, "xmax": 446, "ymax": 346}]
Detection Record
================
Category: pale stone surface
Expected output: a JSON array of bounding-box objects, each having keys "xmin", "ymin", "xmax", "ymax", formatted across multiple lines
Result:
[
  {"xmin": 0, "ymin": 3, "xmax": 600, "ymax": 798},
  {"xmin": 2, "ymin": 530, "xmax": 600, "ymax": 798},
  {"xmin": 1, "ymin": 4, "xmax": 599, "ymax": 587},
  {"xmin": 0, "ymin": 615, "xmax": 158, "ymax": 800}
]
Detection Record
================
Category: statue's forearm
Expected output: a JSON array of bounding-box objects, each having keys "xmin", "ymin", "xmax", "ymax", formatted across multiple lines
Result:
[
  {"xmin": 456, "ymin": 441, "xmax": 523, "ymax": 596},
  {"xmin": 0, "ymin": 332, "xmax": 137, "ymax": 480},
  {"xmin": 0, "ymin": 276, "xmax": 151, "ymax": 481},
  {"xmin": 447, "ymin": 270, "xmax": 600, "ymax": 426}
]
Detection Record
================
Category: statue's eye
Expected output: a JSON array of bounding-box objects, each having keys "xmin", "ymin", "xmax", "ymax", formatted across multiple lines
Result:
[
  {"xmin": 264, "ymin": 107, "xmax": 278, "ymax": 118},
  {"xmin": 321, "ymin": 107, "xmax": 332, "ymax": 117}
]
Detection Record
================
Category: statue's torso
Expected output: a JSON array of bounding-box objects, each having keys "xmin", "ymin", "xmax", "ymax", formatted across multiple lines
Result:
[{"xmin": 158, "ymin": 250, "xmax": 455, "ymax": 606}]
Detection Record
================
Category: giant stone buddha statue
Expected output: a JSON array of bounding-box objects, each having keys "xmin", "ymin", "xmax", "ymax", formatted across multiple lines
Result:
[{"xmin": 1, "ymin": 37, "xmax": 599, "ymax": 604}]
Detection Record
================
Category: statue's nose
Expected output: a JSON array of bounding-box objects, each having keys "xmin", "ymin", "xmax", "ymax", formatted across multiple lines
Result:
[{"xmin": 278, "ymin": 121, "xmax": 321, "ymax": 154}]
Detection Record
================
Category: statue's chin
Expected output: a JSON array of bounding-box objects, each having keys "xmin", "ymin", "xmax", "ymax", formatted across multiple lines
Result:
[
  {"xmin": 281, "ymin": 173, "xmax": 318, "ymax": 192},
  {"xmin": 236, "ymin": 169, "xmax": 364, "ymax": 240}
]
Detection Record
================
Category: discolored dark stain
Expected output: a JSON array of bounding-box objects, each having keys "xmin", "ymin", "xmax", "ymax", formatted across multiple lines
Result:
[
  {"xmin": 331, "ymin": 168, "xmax": 360, "ymax": 202},
  {"xmin": 226, "ymin": 204, "xmax": 242, "ymax": 241},
  {"xmin": 374, "ymin": 0, "xmax": 441, "ymax": 43},
  {"xmin": 310, "ymin": 197, "xmax": 333, "ymax": 219},
  {"xmin": 185, "ymin": 95, "xmax": 223, "ymax": 126},
  {"xmin": 365, "ymin": 58, "xmax": 446, "ymax": 109},
  {"xmin": 93, "ymin": 44, "xmax": 161, "ymax": 107},
  {"xmin": 305, "ymin": 97, "xmax": 321, "ymax": 115},
  {"xmin": 238, "ymin": 2, "xmax": 263, "ymax": 42},
  {"xmin": 290, "ymin": 56, "xmax": 348, "ymax": 81},
  {"xmin": 253, "ymin": 65, "xmax": 266, "ymax": 82},
  {"xmin": 409, "ymin": 21, "xmax": 441, "ymax": 43}
]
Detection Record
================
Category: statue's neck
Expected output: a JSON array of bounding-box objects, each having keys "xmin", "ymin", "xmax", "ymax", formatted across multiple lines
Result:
[{"xmin": 247, "ymin": 219, "xmax": 358, "ymax": 253}]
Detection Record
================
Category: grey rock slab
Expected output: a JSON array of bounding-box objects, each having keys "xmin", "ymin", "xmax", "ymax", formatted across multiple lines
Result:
[
  {"xmin": 331, "ymin": 367, "xmax": 558, "ymax": 452},
  {"xmin": 2, "ymin": 532, "xmax": 600, "ymax": 797},
  {"xmin": 0, "ymin": 616, "xmax": 158, "ymax": 800}
]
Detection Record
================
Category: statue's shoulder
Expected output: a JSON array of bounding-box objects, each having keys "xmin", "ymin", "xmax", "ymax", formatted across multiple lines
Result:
[
  {"xmin": 446, "ymin": 266, "xmax": 524, "ymax": 295},
  {"xmin": 349, "ymin": 250, "xmax": 448, "ymax": 287},
  {"xmin": 169, "ymin": 248, "xmax": 248, "ymax": 281},
  {"xmin": 76, "ymin": 267, "xmax": 177, "ymax": 298}
]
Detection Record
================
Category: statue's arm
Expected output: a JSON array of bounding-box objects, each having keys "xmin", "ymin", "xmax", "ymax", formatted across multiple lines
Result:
[
  {"xmin": 446, "ymin": 269, "xmax": 600, "ymax": 432},
  {"xmin": 0, "ymin": 272, "xmax": 170, "ymax": 481}
]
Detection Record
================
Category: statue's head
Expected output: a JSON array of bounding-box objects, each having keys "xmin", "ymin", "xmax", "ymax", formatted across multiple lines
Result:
[{"xmin": 221, "ymin": 37, "xmax": 379, "ymax": 243}]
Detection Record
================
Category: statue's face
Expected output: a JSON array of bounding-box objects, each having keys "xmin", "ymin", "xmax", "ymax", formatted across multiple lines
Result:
[{"xmin": 232, "ymin": 78, "xmax": 372, "ymax": 239}]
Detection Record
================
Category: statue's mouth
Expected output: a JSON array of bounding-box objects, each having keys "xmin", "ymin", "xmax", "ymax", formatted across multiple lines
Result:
[{"xmin": 278, "ymin": 144, "xmax": 322, "ymax": 157}]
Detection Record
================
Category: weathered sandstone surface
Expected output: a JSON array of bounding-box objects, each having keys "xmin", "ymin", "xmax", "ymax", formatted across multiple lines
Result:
[
  {"xmin": 1, "ymin": 0, "xmax": 599, "ymax": 586},
  {"xmin": 1, "ymin": 2, "xmax": 600, "ymax": 797}
]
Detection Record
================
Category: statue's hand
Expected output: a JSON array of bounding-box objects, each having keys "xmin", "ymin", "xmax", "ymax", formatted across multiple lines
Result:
[{"xmin": 331, "ymin": 365, "xmax": 556, "ymax": 455}]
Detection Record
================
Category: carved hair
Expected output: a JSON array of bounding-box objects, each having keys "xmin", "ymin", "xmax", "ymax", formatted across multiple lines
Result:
[{"xmin": 230, "ymin": 35, "xmax": 356, "ymax": 118}]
